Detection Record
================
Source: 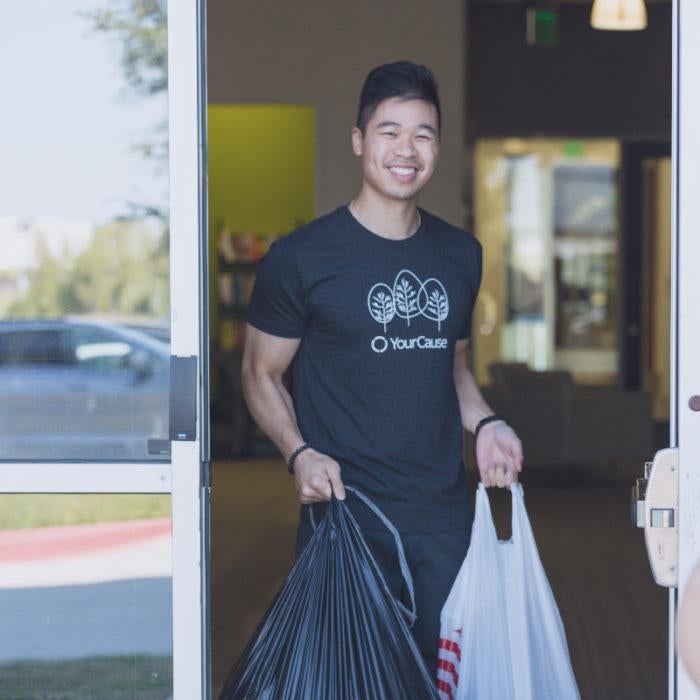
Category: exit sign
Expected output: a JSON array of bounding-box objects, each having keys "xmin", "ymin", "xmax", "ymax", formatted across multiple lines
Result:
[{"xmin": 526, "ymin": 7, "xmax": 559, "ymax": 48}]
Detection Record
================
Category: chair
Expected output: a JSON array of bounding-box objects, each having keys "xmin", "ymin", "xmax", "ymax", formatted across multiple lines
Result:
[{"xmin": 467, "ymin": 363, "xmax": 654, "ymax": 469}]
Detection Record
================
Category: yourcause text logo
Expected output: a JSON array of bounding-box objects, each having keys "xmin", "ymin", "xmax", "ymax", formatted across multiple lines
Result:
[
  {"xmin": 371, "ymin": 335, "xmax": 448, "ymax": 353},
  {"xmin": 367, "ymin": 269, "xmax": 449, "ymax": 353}
]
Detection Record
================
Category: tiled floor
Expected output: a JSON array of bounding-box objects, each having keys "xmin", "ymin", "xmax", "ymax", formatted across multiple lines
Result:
[{"xmin": 211, "ymin": 459, "xmax": 667, "ymax": 700}]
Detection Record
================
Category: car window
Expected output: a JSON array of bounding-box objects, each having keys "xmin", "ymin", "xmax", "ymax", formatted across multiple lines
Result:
[
  {"xmin": 0, "ymin": 330, "xmax": 70, "ymax": 366},
  {"xmin": 69, "ymin": 328, "xmax": 135, "ymax": 374}
]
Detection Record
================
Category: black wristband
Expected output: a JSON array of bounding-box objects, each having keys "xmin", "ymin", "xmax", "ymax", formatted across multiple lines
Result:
[
  {"xmin": 287, "ymin": 442, "xmax": 311, "ymax": 474},
  {"xmin": 474, "ymin": 414, "xmax": 507, "ymax": 440}
]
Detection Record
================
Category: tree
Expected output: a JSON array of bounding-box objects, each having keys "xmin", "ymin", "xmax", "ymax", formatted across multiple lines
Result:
[
  {"xmin": 9, "ymin": 221, "xmax": 169, "ymax": 319},
  {"xmin": 6, "ymin": 3, "xmax": 171, "ymax": 322},
  {"xmin": 79, "ymin": 0, "xmax": 170, "ymax": 316},
  {"xmin": 82, "ymin": 0, "xmax": 169, "ymax": 218},
  {"xmin": 67, "ymin": 221, "xmax": 169, "ymax": 317},
  {"xmin": 9, "ymin": 234, "xmax": 73, "ymax": 318},
  {"xmin": 82, "ymin": 0, "xmax": 167, "ymax": 99}
]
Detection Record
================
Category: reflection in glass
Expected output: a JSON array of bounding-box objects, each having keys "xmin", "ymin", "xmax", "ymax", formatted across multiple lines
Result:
[
  {"xmin": 553, "ymin": 165, "xmax": 618, "ymax": 351},
  {"xmin": 505, "ymin": 155, "xmax": 546, "ymax": 321},
  {"xmin": 0, "ymin": 1, "xmax": 169, "ymax": 460},
  {"xmin": 474, "ymin": 139, "xmax": 620, "ymax": 384},
  {"xmin": 0, "ymin": 494, "xmax": 172, "ymax": 699}
]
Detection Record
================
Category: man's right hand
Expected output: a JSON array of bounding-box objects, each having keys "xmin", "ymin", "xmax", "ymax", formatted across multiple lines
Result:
[{"xmin": 292, "ymin": 448, "xmax": 346, "ymax": 503}]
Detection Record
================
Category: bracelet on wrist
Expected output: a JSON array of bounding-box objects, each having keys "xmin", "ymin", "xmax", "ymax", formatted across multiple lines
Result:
[
  {"xmin": 474, "ymin": 414, "xmax": 507, "ymax": 440},
  {"xmin": 287, "ymin": 442, "xmax": 311, "ymax": 474}
]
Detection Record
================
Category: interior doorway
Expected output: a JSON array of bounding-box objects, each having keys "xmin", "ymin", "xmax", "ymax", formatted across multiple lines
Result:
[{"xmin": 206, "ymin": 1, "xmax": 673, "ymax": 698}]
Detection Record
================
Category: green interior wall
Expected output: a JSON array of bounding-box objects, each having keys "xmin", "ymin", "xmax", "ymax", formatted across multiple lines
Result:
[
  {"xmin": 208, "ymin": 104, "xmax": 315, "ymax": 234},
  {"xmin": 207, "ymin": 104, "xmax": 315, "ymax": 346}
]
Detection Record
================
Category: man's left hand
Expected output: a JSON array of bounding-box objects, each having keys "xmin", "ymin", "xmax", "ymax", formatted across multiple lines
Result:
[{"xmin": 475, "ymin": 422, "xmax": 523, "ymax": 488}]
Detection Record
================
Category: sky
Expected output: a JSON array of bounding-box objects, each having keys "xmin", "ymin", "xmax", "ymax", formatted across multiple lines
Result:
[{"xmin": 0, "ymin": 0, "xmax": 169, "ymax": 225}]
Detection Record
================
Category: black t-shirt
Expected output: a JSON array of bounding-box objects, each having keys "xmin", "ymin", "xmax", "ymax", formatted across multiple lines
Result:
[{"xmin": 247, "ymin": 204, "xmax": 483, "ymax": 533}]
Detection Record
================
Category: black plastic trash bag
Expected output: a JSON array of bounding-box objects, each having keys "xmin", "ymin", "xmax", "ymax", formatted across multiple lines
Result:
[{"xmin": 220, "ymin": 486, "xmax": 439, "ymax": 699}]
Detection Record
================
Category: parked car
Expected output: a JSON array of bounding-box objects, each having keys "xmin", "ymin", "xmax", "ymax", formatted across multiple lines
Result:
[
  {"xmin": 0, "ymin": 318, "xmax": 170, "ymax": 460},
  {"xmin": 65, "ymin": 315, "xmax": 171, "ymax": 345}
]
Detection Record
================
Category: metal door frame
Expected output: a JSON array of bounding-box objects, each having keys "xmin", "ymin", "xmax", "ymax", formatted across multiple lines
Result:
[{"xmin": 673, "ymin": 0, "xmax": 700, "ymax": 697}]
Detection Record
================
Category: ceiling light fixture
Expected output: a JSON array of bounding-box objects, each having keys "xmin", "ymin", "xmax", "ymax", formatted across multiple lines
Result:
[{"xmin": 590, "ymin": 0, "xmax": 648, "ymax": 31}]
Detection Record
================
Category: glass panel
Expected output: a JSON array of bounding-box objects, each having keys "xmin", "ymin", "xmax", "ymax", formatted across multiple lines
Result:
[
  {"xmin": 503, "ymin": 153, "xmax": 548, "ymax": 369},
  {"xmin": 0, "ymin": 1, "xmax": 170, "ymax": 460},
  {"xmin": 473, "ymin": 138, "xmax": 620, "ymax": 385},
  {"xmin": 553, "ymin": 165, "xmax": 618, "ymax": 352},
  {"xmin": 0, "ymin": 494, "xmax": 172, "ymax": 699}
]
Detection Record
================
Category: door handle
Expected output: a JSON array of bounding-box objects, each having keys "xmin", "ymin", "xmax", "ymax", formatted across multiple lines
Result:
[{"xmin": 631, "ymin": 447, "xmax": 678, "ymax": 588}]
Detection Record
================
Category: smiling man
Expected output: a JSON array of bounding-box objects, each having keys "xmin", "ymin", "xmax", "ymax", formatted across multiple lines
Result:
[{"xmin": 241, "ymin": 61, "xmax": 524, "ymax": 681}]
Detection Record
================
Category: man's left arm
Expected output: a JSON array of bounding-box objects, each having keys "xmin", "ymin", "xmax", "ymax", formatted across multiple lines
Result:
[{"xmin": 453, "ymin": 339, "xmax": 523, "ymax": 487}]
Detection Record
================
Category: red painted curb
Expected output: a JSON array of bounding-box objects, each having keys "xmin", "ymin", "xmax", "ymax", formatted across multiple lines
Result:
[{"xmin": 0, "ymin": 518, "xmax": 171, "ymax": 563}]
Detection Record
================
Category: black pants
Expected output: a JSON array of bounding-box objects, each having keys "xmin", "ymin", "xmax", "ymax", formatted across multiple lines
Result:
[{"xmin": 295, "ymin": 510, "xmax": 471, "ymax": 680}]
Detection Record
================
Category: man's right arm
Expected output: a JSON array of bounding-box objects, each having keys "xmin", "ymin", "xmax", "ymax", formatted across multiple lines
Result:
[{"xmin": 241, "ymin": 324, "xmax": 345, "ymax": 502}]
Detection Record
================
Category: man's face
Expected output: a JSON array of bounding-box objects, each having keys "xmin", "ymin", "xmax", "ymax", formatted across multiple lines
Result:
[{"xmin": 351, "ymin": 97, "xmax": 440, "ymax": 203}]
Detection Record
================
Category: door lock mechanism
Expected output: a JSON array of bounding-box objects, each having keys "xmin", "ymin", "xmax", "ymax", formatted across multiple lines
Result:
[
  {"xmin": 630, "ymin": 447, "xmax": 679, "ymax": 588},
  {"xmin": 630, "ymin": 460, "xmax": 652, "ymax": 528}
]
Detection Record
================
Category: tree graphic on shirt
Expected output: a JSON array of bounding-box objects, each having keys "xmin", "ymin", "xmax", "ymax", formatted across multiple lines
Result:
[
  {"xmin": 422, "ymin": 278, "xmax": 450, "ymax": 332},
  {"xmin": 368, "ymin": 270, "xmax": 450, "ymax": 335},
  {"xmin": 368, "ymin": 284, "xmax": 396, "ymax": 333},
  {"xmin": 427, "ymin": 290, "xmax": 448, "ymax": 331},
  {"xmin": 394, "ymin": 277, "xmax": 419, "ymax": 327}
]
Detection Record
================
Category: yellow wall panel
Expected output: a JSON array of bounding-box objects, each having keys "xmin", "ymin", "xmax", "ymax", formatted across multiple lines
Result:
[{"xmin": 208, "ymin": 105, "xmax": 315, "ymax": 234}]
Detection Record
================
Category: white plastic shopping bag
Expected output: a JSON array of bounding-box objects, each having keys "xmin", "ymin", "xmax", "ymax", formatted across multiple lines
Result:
[{"xmin": 437, "ymin": 483, "xmax": 579, "ymax": 700}]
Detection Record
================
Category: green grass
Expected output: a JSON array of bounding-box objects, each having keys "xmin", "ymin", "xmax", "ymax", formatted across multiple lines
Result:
[
  {"xmin": 0, "ymin": 656, "xmax": 172, "ymax": 700},
  {"xmin": 0, "ymin": 494, "xmax": 170, "ymax": 530}
]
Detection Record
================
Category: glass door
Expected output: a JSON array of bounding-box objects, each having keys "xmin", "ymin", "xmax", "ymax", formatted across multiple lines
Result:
[{"xmin": 0, "ymin": 1, "xmax": 207, "ymax": 698}]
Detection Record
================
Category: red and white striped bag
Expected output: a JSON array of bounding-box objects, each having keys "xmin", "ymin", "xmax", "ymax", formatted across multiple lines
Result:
[
  {"xmin": 437, "ymin": 484, "xmax": 579, "ymax": 700},
  {"xmin": 436, "ymin": 625, "xmax": 462, "ymax": 699}
]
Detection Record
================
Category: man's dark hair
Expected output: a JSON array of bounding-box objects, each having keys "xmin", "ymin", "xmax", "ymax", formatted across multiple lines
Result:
[{"xmin": 356, "ymin": 61, "xmax": 441, "ymax": 134}]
